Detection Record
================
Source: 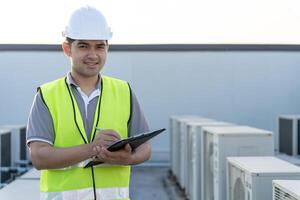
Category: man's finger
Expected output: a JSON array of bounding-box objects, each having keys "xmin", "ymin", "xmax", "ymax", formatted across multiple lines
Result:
[
  {"xmin": 124, "ymin": 144, "xmax": 132, "ymax": 153},
  {"xmin": 95, "ymin": 130, "xmax": 120, "ymax": 141},
  {"xmin": 92, "ymin": 145, "xmax": 101, "ymax": 154},
  {"xmin": 99, "ymin": 149, "xmax": 108, "ymax": 160}
]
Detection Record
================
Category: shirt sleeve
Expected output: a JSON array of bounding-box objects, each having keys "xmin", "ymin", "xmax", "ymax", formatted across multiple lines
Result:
[
  {"xmin": 26, "ymin": 92, "xmax": 55, "ymax": 146},
  {"xmin": 128, "ymin": 90, "xmax": 150, "ymax": 136}
]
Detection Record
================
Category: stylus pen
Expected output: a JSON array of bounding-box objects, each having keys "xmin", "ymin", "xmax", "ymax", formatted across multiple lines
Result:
[
  {"xmin": 95, "ymin": 127, "xmax": 121, "ymax": 141},
  {"xmin": 95, "ymin": 127, "xmax": 102, "ymax": 131}
]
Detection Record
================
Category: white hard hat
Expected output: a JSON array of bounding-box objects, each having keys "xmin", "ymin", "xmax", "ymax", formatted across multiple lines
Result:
[{"xmin": 63, "ymin": 6, "xmax": 112, "ymax": 40}]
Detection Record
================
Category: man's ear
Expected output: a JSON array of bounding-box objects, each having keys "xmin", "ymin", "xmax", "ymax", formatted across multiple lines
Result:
[
  {"xmin": 62, "ymin": 41, "xmax": 71, "ymax": 57},
  {"xmin": 106, "ymin": 40, "xmax": 109, "ymax": 51}
]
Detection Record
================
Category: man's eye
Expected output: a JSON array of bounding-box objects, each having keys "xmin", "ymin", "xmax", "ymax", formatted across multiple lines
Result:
[{"xmin": 78, "ymin": 45, "xmax": 87, "ymax": 48}]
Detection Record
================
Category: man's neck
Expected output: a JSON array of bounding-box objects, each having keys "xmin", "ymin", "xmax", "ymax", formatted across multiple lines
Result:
[{"xmin": 70, "ymin": 72, "xmax": 99, "ymax": 97}]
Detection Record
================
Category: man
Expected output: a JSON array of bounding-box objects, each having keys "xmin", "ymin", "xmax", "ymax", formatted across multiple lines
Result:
[{"xmin": 26, "ymin": 6, "xmax": 151, "ymax": 200}]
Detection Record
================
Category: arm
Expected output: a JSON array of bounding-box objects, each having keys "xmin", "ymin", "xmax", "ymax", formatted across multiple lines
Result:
[
  {"xmin": 29, "ymin": 141, "xmax": 100, "ymax": 170},
  {"xmin": 30, "ymin": 129, "xmax": 124, "ymax": 169},
  {"xmin": 126, "ymin": 89, "xmax": 152, "ymax": 164},
  {"xmin": 131, "ymin": 141, "xmax": 151, "ymax": 164},
  {"xmin": 27, "ymin": 92, "xmax": 101, "ymax": 170}
]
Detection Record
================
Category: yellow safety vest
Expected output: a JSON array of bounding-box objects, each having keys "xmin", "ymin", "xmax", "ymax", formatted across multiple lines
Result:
[{"xmin": 38, "ymin": 75, "xmax": 131, "ymax": 200}]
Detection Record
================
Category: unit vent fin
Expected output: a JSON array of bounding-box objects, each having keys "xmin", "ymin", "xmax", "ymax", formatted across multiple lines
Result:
[{"xmin": 274, "ymin": 186, "xmax": 298, "ymax": 200}]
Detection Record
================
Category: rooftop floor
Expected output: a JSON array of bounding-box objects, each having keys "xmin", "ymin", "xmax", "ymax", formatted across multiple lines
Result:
[
  {"xmin": 130, "ymin": 165, "xmax": 186, "ymax": 200},
  {"xmin": 0, "ymin": 165, "xmax": 184, "ymax": 200}
]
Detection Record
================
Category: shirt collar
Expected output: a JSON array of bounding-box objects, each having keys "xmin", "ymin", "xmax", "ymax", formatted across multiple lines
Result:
[{"xmin": 66, "ymin": 72, "xmax": 101, "ymax": 90}]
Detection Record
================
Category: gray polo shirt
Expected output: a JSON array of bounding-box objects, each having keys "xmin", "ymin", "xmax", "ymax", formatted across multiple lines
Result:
[{"xmin": 26, "ymin": 73, "xmax": 149, "ymax": 145}]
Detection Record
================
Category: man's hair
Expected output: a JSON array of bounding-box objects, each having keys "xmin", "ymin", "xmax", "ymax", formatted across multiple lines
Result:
[
  {"xmin": 65, "ymin": 37, "xmax": 109, "ymax": 46},
  {"xmin": 66, "ymin": 37, "xmax": 75, "ymax": 45}
]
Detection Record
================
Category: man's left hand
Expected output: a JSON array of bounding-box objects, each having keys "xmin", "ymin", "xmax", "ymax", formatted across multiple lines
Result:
[{"xmin": 98, "ymin": 144, "xmax": 134, "ymax": 165}]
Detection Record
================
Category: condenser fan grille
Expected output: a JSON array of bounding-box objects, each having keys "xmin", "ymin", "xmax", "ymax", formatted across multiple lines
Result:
[{"xmin": 274, "ymin": 186, "xmax": 298, "ymax": 200}]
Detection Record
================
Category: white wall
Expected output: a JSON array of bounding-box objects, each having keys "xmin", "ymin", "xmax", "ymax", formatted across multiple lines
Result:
[{"xmin": 1, "ymin": 50, "xmax": 300, "ymax": 162}]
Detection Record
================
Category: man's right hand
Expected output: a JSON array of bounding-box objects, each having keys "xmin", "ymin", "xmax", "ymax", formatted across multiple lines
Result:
[
  {"xmin": 90, "ymin": 129, "xmax": 121, "ymax": 161},
  {"xmin": 93, "ymin": 129, "xmax": 120, "ymax": 148}
]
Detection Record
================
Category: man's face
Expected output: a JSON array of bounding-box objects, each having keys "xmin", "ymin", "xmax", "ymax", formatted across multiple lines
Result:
[{"xmin": 63, "ymin": 40, "xmax": 108, "ymax": 78}]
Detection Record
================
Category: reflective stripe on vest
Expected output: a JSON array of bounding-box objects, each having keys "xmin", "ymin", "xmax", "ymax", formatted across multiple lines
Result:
[
  {"xmin": 39, "ymin": 76, "xmax": 131, "ymax": 197},
  {"xmin": 40, "ymin": 186, "xmax": 129, "ymax": 200}
]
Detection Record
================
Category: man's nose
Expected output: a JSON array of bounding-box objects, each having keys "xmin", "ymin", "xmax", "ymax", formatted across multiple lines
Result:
[{"xmin": 87, "ymin": 48, "xmax": 98, "ymax": 58}]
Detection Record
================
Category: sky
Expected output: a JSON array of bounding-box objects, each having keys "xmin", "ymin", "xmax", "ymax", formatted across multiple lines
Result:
[{"xmin": 1, "ymin": 0, "xmax": 300, "ymax": 44}]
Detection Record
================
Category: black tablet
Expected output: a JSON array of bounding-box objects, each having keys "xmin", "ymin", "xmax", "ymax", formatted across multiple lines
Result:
[
  {"xmin": 83, "ymin": 128, "xmax": 166, "ymax": 168},
  {"xmin": 107, "ymin": 128, "xmax": 166, "ymax": 151}
]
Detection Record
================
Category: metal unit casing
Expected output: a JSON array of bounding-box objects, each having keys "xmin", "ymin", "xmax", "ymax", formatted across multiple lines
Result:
[
  {"xmin": 0, "ymin": 129, "xmax": 12, "ymax": 184},
  {"xmin": 226, "ymin": 156, "xmax": 300, "ymax": 200},
  {"xmin": 186, "ymin": 121, "xmax": 234, "ymax": 200},
  {"xmin": 277, "ymin": 115, "xmax": 300, "ymax": 156},
  {"xmin": 0, "ymin": 125, "xmax": 28, "ymax": 166},
  {"xmin": 169, "ymin": 115, "xmax": 199, "ymax": 177},
  {"xmin": 179, "ymin": 117, "xmax": 215, "ymax": 189},
  {"xmin": 201, "ymin": 126, "xmax": 274, "ymax": 200}
]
